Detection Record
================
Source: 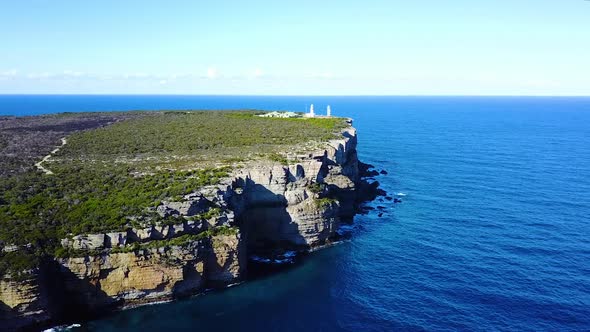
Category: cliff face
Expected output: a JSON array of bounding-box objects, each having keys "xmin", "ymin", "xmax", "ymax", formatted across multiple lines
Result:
[
  {"xmin": 57, "ymin": 233, "xmax": 244, "ymax": 312},
  {"xmin": 1, "ymin": 122, "xmax": 373, "ymax": 330},
  {"xmin": 0, "ymin": 273, "xmax": 50, "ymax": 331},
  {"xmin": 229, "ymin": 126, "xmax": 359, "ymax": 250}
]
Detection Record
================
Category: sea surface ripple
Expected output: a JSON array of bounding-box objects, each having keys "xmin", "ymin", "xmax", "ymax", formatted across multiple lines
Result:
[{"xmin": 2, "ymin": 96, "xmax": 590, "ymax": 331}]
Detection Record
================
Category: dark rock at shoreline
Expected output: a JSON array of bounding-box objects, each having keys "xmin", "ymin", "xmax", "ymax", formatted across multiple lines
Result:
[
  {"xmin": 359, "ymin": 161, "xmax": 380, "ymax": 177},
  {"xmin": 0, "ymin": 116, "xmax": 386, "ymax": 331}
]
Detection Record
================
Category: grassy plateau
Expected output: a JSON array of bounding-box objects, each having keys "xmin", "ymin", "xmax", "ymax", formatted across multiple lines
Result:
[{"xmin": 0, "ymin": 110, "xmax": 347, "ymax": 277}]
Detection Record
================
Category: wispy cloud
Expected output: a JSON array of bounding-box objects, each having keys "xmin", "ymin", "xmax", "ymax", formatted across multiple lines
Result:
[
  {"xmin": 8, "ymin": 68, "xmax": 348, "ymax": 85},
  {"xmin": 206, "ymin": 67, "xmax": 218, "ymax": 79},
  {"xmin": 26, "ymin": 71, "xmax": 94, "ymax": 80},
  {"xmin": 306, "ymin": 71, "xmax": 335, "ymax": 79},
  {"xmin": 122, "ymin": 73, "xmax": 151, "ymax": 80},
  {"xmin": 0, "ymin": 69, "xmax": 18, "ymax": 79},
  {"xmin": 26, "ymin": 72, "xmax": 55, "ymax": 79},
  {"xmin": 63, "ymin": 70, "xmax": 85, "ymax": 78}
]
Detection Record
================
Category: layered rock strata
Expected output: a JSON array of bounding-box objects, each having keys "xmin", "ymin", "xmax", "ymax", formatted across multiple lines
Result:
[{"xmin": 1, "ymin": 121, "xmax": 376, "ymax": 331}]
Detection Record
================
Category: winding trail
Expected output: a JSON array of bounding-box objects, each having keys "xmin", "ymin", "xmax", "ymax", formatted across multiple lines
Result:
[{"xmin": 35, "ymin": 137, "xmax": 67, "ymax": 175}]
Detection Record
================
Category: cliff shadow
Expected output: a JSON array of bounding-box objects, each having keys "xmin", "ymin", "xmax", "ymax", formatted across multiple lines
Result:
[
  {"xmin": 232, "ymin": 177, "xmax": 308, "ymax": 254},
  {"xmin": 42, "ymin": 257, "xmax": 121, "ymax": 325},
  {"xmin": 0, "ymin": 300, "xmax": 29, "ymax": 332}
]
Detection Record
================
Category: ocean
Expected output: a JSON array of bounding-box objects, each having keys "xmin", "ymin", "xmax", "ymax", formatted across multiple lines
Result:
[{"xmin": 2, "ymin": 96, "xmax": 590, "ymax": 331}]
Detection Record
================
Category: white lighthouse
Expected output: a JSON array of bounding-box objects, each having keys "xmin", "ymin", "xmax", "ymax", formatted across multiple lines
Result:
[
  {"xmin": 326, "ymin": 105, "xmax": 331, "ymax": 117},
  {"xmin": 305, "ymin": 104, "xmax": 315, "ymax": 118}
]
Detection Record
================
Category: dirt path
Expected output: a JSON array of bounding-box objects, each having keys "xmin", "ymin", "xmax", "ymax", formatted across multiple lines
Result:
[{"xmin": 35, "ymin": 137, "xmax": 67, "ymax": 175}]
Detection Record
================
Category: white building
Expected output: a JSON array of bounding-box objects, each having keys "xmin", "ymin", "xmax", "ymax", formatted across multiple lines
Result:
[
  {"xmin": 326, "ymin": 105, "xmax": 331, "ymax": 117},
  {"xmin": 305, "ymin": 104, "xmax": 315, "ymax": 118}
]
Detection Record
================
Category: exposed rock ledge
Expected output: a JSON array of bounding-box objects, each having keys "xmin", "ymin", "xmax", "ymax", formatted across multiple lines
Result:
[{"xmin": 0, "ymin": 120, "xmax": 381, "ymax": 331}]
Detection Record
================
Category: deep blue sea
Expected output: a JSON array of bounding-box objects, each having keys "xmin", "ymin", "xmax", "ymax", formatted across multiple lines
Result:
[{"xmin": 2, "ymin": 95, "xmax": 590, "ymax": 331}]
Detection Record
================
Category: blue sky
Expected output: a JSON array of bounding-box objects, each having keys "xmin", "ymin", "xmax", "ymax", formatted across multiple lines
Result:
[{"xmin": 1, "ymin": 0, "xmax": 589, "ymax": 95}]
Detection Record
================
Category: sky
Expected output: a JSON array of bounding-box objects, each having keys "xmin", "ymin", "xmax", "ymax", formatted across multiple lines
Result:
[{"xmin": 1, "ymin": 0, "xmax": 589, "ymax": 95}]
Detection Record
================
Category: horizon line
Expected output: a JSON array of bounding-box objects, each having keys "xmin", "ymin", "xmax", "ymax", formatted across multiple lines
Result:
[{"xmin": 1, "ymin": 93, "xmax": 590, "ymax": 98}]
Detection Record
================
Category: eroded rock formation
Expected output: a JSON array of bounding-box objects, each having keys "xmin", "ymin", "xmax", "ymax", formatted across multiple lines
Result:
[{"xmin": 1, "ymin": 122, "xmax": 379, "ymax": 331}]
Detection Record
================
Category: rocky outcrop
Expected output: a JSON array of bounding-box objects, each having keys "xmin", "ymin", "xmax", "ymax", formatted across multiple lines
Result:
[
  {"xmin": 61, "ymin": 234, "xmax": 106, "ymax": 251},
  {"xmin": 227, "ymin": 125, "xmax": 361, "ymax": 250},
  {"xmin": 1, "ymin": 120, "xmax": 378, "ymax": 331},
  {"xmin": 0, "ymin": 272, "xmax": 50, "ymax": 331},
  {"xmin": 57, "ymin": 233, "xmax": 243, "ymax": 313},
  {"xmin": 206, "ymin": 234, "xmax": 245, "ymax": 286},
  {"xmin": 156, "ymin": 193, "xmax": 211, "ymax": 218}
]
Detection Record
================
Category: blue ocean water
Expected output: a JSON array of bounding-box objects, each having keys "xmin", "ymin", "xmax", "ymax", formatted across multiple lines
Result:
[{"xmin": 2, "ymin": 96, "xmax": 590, "ymax": 331}]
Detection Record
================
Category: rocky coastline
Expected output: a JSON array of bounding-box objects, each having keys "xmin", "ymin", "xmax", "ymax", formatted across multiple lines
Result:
[{"xmin": 0, "ymin": 117, "xmax": 383, "ymax": 331}]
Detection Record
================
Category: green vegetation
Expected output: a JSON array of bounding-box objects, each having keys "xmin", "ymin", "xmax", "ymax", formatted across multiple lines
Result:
[
  {"xmin": 315, "ymin": 197, "xmax": 338, "ymax": 208},
  {"xmin": 60, "ymin": 111, "xmax": 347, "ymax": 161},
  {"xmin": 268, "ymin": 153, "xmax": 290, "ymax": 165},
  {"xmin": 0, "ymin": 251, "xmax": 39, "ymax": 281},
  {"xmin": 307, "ymin": 182, "xmax": 325, "ymax": 194},
  {"xmin": 308, "ymin": 183, "xmax": 335, "ymax": 209},
  {"xmin": 0, "ymin": 135, "xmax": 7, "ymax": 150},
  {"xmin": 186, "ymin": 207, "xmax": 222, "ymax": 222},
  {"xmin": 0, "ymin": 164, "xmax": 231, "ymax": 243},
  {"xmin": 0, "ymin": 110, "xmax": 348, "ymax": 277}
]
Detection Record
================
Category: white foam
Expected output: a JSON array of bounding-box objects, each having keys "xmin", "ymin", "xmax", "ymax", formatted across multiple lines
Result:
[
  {"xmin": 250, "ymin": 252, "xmax": 296, "ymax": 264},
  {"xmin": 309, "ymin": 239, "xmax": 349, "ymax": 252},
  {"xmin": 250, "ymin": 255, "xmax": 272, "ymax": 263},
  {"xmin": 43, "ymin": 323, "xmax": 81, "ymax": 332},
  {"xmin": 283, "ymin": 251, "xmax": 297, "ymax": 258},
  {"xmin": 122, "ymin": 299, "xmax": 172, "ymax": 310}
]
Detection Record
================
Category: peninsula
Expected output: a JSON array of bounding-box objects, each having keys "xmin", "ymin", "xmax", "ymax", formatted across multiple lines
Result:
[{"xmin": 0, "ymin": 110, "xmax": 381, "ymax": 331}]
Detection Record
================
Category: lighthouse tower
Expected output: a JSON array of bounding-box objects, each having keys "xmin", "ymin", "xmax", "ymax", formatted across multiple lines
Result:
[
  {"xmin": 306, "ymin": 104, "xmax": 315, "ymax": 118},
  {"xmin": 326, "ymin": 105, "xmax": 331, "ymax": 117}
]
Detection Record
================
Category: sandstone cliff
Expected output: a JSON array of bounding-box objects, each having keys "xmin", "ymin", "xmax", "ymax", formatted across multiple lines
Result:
[
  {"xmin": 0, "ymin": 272, "xmax": 50, "ymax": 331},
  {"xmin": 1, "ymin": 121, "xmax": 377, "ymax": 331}
]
